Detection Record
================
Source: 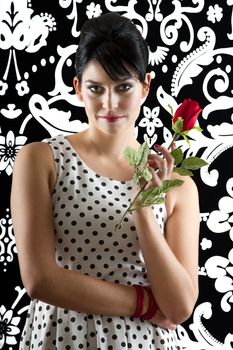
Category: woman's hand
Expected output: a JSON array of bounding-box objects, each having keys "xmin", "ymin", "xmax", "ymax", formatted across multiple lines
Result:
[
  {"xmin": 144, "ymin": 144, "xmax": 174, "ymax": 191},
  {"xmin": 131, "ymin": 144, "xmax": 174, "ymax": 206},
  {"xmin": 150, "ymin": 309, "xmax": 177, "ymax": 330}
]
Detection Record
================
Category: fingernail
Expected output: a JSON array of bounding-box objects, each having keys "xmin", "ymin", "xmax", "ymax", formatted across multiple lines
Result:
[{"xmin": 154, "ymin": 144, "xmax": 160, "ymax": 149}]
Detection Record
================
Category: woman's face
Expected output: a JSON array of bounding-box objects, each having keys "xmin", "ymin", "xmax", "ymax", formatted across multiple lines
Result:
[{"xmin": 74, "ymin": 60, "xmax": 151, "ymax": 136}]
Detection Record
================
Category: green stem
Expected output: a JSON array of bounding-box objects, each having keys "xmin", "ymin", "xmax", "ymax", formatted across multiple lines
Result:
[
  {"xmin": 115, "ymin": 181, "xmax": 148, "ymax": 231},
  {"xmin": 115, "ymin": 134, "xmax": 180, "ymax": 231},
  {"xmin": 167, "ymin": 133, "xmax": 180, "ymax": 150}
]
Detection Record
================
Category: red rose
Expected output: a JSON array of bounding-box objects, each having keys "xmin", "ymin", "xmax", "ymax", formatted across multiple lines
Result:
[{"xmin": 173, "ymin": 99, "xmax": 202, "ymax": 131}]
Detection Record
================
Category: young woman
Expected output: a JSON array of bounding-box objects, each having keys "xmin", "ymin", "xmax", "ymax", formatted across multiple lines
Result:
[{"xmin": 11, "ymin": 12, "xmax": 200, "ymax": 350}]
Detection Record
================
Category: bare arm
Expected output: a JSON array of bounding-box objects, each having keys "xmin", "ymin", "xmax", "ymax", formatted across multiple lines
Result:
[
  {"xmin": 132, "ymin": 168, "xmax": 200, "ymax": 325},
  {"xmin": 11, "ymin": 143, "xmax": 139, "ymax": 317}
]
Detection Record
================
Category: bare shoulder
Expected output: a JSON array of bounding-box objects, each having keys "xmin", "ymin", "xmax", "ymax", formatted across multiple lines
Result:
[
  {"xmin": 172, "ymin": 172, "xmax": 198, "ymax": 194},
  {"xmin": 15, "ymin": 141, "xmax": 52, "ymax": 163},
  {"xmin": 166, "ymin": 172, "xmax": 199, "ymax": 217},
  {"xmin": 13, "ymin": 141, "xmax": 56, "ymax": 193}
]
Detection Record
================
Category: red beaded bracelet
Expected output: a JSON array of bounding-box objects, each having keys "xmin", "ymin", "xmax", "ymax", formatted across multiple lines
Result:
[
  {"xmin": 133, "ymin": 284, "xmax": 144, "ymax": 318},
  {"xmin": 141, "ymin": 287, "xmax": 158, "ymax": 320},
  {"xmin": 133, "ymin": 285, "xmax": 158, "ymax": 320}
]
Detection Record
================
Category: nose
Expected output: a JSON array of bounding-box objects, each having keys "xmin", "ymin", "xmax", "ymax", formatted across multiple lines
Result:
[{"xmin": 102, "ymin": 90, "xmax": 119, "ymax": 110}]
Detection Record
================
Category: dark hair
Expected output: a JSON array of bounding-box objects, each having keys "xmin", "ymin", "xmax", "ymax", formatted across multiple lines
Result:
[{"xmin": 75, "ymin": 12, "xmax": 149, "ymax": 83}]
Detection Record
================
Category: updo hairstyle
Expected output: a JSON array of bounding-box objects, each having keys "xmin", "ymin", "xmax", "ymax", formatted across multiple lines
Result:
[{"xmin": 75, "ymin": 12, "xmax": 149, "ymax": 84}]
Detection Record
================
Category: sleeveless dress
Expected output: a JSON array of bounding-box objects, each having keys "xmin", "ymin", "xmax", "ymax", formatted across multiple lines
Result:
[{"xmin": 19, "ymin": 134, "xmax": 181, "ymax": 350}]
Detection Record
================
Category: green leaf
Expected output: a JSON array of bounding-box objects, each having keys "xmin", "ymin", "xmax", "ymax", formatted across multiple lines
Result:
[
  {"xmin": 138, "ymin": 179, "xmax": 183, "ymax": 207},
  {"xmin": 182, "ymin": 157, "xmax": 208, "ymax": 170},
  {"xmin": 140, "ymin": 196, "xmax": 165, "ymax": 207},
  {"xmin": 181, "ymin": 130, "xmax": 191, "ymax": 136},
  {"xmin": 123, "ymin": 147, "xmax": 138, "ymax": 167},
  {"xmin": 141, "ymin": 168, "xmax": 152, "ymax": 182},
  {"xmin": 135, "ymin": 142, "xmax": 150, "ymax": 167},
  {"xmin": 171, "ymin": 148, "xmax": 183, "ymax": 165},
  {"xmin": 180, "ymin": 133, "xmax": 190, "ymax": 145},
  {"xmin": 173, "ymin": 167, "xmax": 194, "ymax": 176},
  {"xmin": 159, "ymin": 179, "xmax": 184, "ymax": 193},
  {"xmin": 151, "ymin": 197, "xmax": 165, "ymax": 205},
  {"xmin": 140, "ymin": 187, "xmax": 160, "ymax": 204},
  {"xmin": 193, "ymin": 126, "xmax": 203, "ymax": 132}
]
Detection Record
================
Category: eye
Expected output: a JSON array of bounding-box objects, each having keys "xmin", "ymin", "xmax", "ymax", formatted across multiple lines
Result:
[
  {"xmin": 88, "ymin": 85, "xmax": 104, "ymax": 94},
  {"xmin": 117, "ymin": 83, "xmax": 133, "ymax": 92}
]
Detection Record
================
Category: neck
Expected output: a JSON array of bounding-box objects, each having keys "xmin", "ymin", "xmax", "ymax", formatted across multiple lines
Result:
[{"xmin": 84, "ymin": 126, "xmax": 140, "ymax": 160}]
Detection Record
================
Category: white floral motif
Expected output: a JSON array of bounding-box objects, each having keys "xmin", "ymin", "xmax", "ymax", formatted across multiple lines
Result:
[
  {"xmin": 205, "ymin": 252, "xmax": 233, "ymax": 312},
  {"xmin": 0, "ymin": 1, "xmax": 56, "ymax": 95},
  {"xmin": 175, "ymin": 302, "xmax": 233, "ymax": 348},
  {"xmin": 0, "ymin": 80, "xmax": 8, "ymax": 96},
  {"xmin": 139, "ymin": 106, "xmax": 163, "ymax": 147},
  {"xmin": 206, "ymin": 178, "xmax": 233, "ymax": 312},
  {"xmin": 0, "ymin": 287, "xmax": 29, "ymax": 349},
  {"xmin": 149, "ymin": 46, "xmax": 169, "ymax": 66},
  {"xmin": 0, "ymin": 131, "xmax": 27, "ymax": 176},
  {"xmin": 200, "ymin": 238, "xmax": 212, "ymax": 250},
  {"xmin": 59, "ymin": 0, "xmax": 84, "ymax": 37},
  {"xmin": 0, "ymin": 2, "xmax": 56, "ymax": 52},
  {"xmin": 15, "ymin": 80, "xmax": 30, "ymax": 96},
  {"xmin": 28, "ymin": 94, "xmax": 88, "ymax": 137},
  {"xmin": 160, "ymin": 0, "xmax": 205, "ymax": 52},
  {"xmin": 139, "ymin": 106, "xmax": 163, "ymax": 137},
  {"xmin": 86, "ymin": 2, "xmax": 102, "ymax": 19},
  {"xmin": 0, "ymin": 209, "xmax": 16, "ymax": 272},
  {"xmin": 0, "ymin": 104, "xmax": 22, "ymax": 119},
  {"xmin": 207, "ymin": 177, "xmax": 233, "ymax": 236},
  {"xmin": 171, "ymin": 26, "xmax": 216, "ymax": 97},
  {"xmin": 0, "ymin": 305, "xmax": 20, "ymax": 348},
  {"xmin": 207, "ymin": 5, "xmax": 223, "ymax": 23},
  {"xmin": 191, "ymin": 302, "xmax": 233, "ymax": 348}
]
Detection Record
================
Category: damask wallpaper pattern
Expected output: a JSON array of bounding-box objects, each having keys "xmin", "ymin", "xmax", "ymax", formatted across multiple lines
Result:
[{"xmin": 0, "ymin": 0, "xmax": 233, "ymax": 349}]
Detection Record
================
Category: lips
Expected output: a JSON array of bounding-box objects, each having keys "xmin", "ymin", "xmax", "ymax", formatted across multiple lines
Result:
[{"xmin": 98, "ymin": 115, "xmax": 125, "ymax": 122}]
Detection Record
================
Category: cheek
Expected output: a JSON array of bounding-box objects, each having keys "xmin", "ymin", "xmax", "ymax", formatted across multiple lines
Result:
[
  {"xmin": 124, "ymin": 94, "xmax": 142, "ymax": 111},
  {"xmin": 83, "ymin": 96, "xmax": 100, "ymax": 113}
]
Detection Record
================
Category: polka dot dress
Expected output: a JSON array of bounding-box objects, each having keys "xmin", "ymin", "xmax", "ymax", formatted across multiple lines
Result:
[{"xmin": 19, "ymin": 134, "xmax": 181, "ymax": 350}]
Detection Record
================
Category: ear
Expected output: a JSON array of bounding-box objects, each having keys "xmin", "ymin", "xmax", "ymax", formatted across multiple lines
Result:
[
  {"xmin": 73, "ymin": 77, "xmax": 83, "ymax": 101},
  {"xmin": 141, "ymin": 72, "xmax": 151, "ymax": 104}
]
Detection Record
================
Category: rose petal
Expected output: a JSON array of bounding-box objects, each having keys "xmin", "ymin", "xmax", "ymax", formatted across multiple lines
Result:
[{"xmin": 173, "ymin": 99, "xmax": 202, "ymax": 131}]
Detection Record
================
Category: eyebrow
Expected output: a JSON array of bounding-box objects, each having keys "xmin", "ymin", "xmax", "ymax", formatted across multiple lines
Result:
[{"xmin": 84, "ymin": 78, "xmax": 134, "ymax": 84}]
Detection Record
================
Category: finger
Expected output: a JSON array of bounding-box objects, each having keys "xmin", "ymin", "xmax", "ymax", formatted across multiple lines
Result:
[
  {"xmin": 147, "ymin": 157, "xmax": 168, "ymax": 181},
  {"xmin": 157, "ymin": 164, "xmax": 168, "ymax": 180},
  {"xmin": 148, "ymin": 154, "xmax": 167, "ymax": 174},
  {"xmin": 154, "ymin": 145, "xmax": 174, "ymax": 178},
  {"xmin": 170, "ymin": 142, "xmax": 176, "ymax": 151},
  {"xmin": 147, "ymin": 155, "xmax": 165, "ymax": 170},
  {"xmin": 154, "ymin": 145, "xmax": 174, "ymax": 166}
]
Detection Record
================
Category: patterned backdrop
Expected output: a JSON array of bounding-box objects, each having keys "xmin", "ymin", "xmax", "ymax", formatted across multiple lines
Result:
[{"xmin": 1, "ymin": 0, "xmax": 233, "ymax": 349}]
